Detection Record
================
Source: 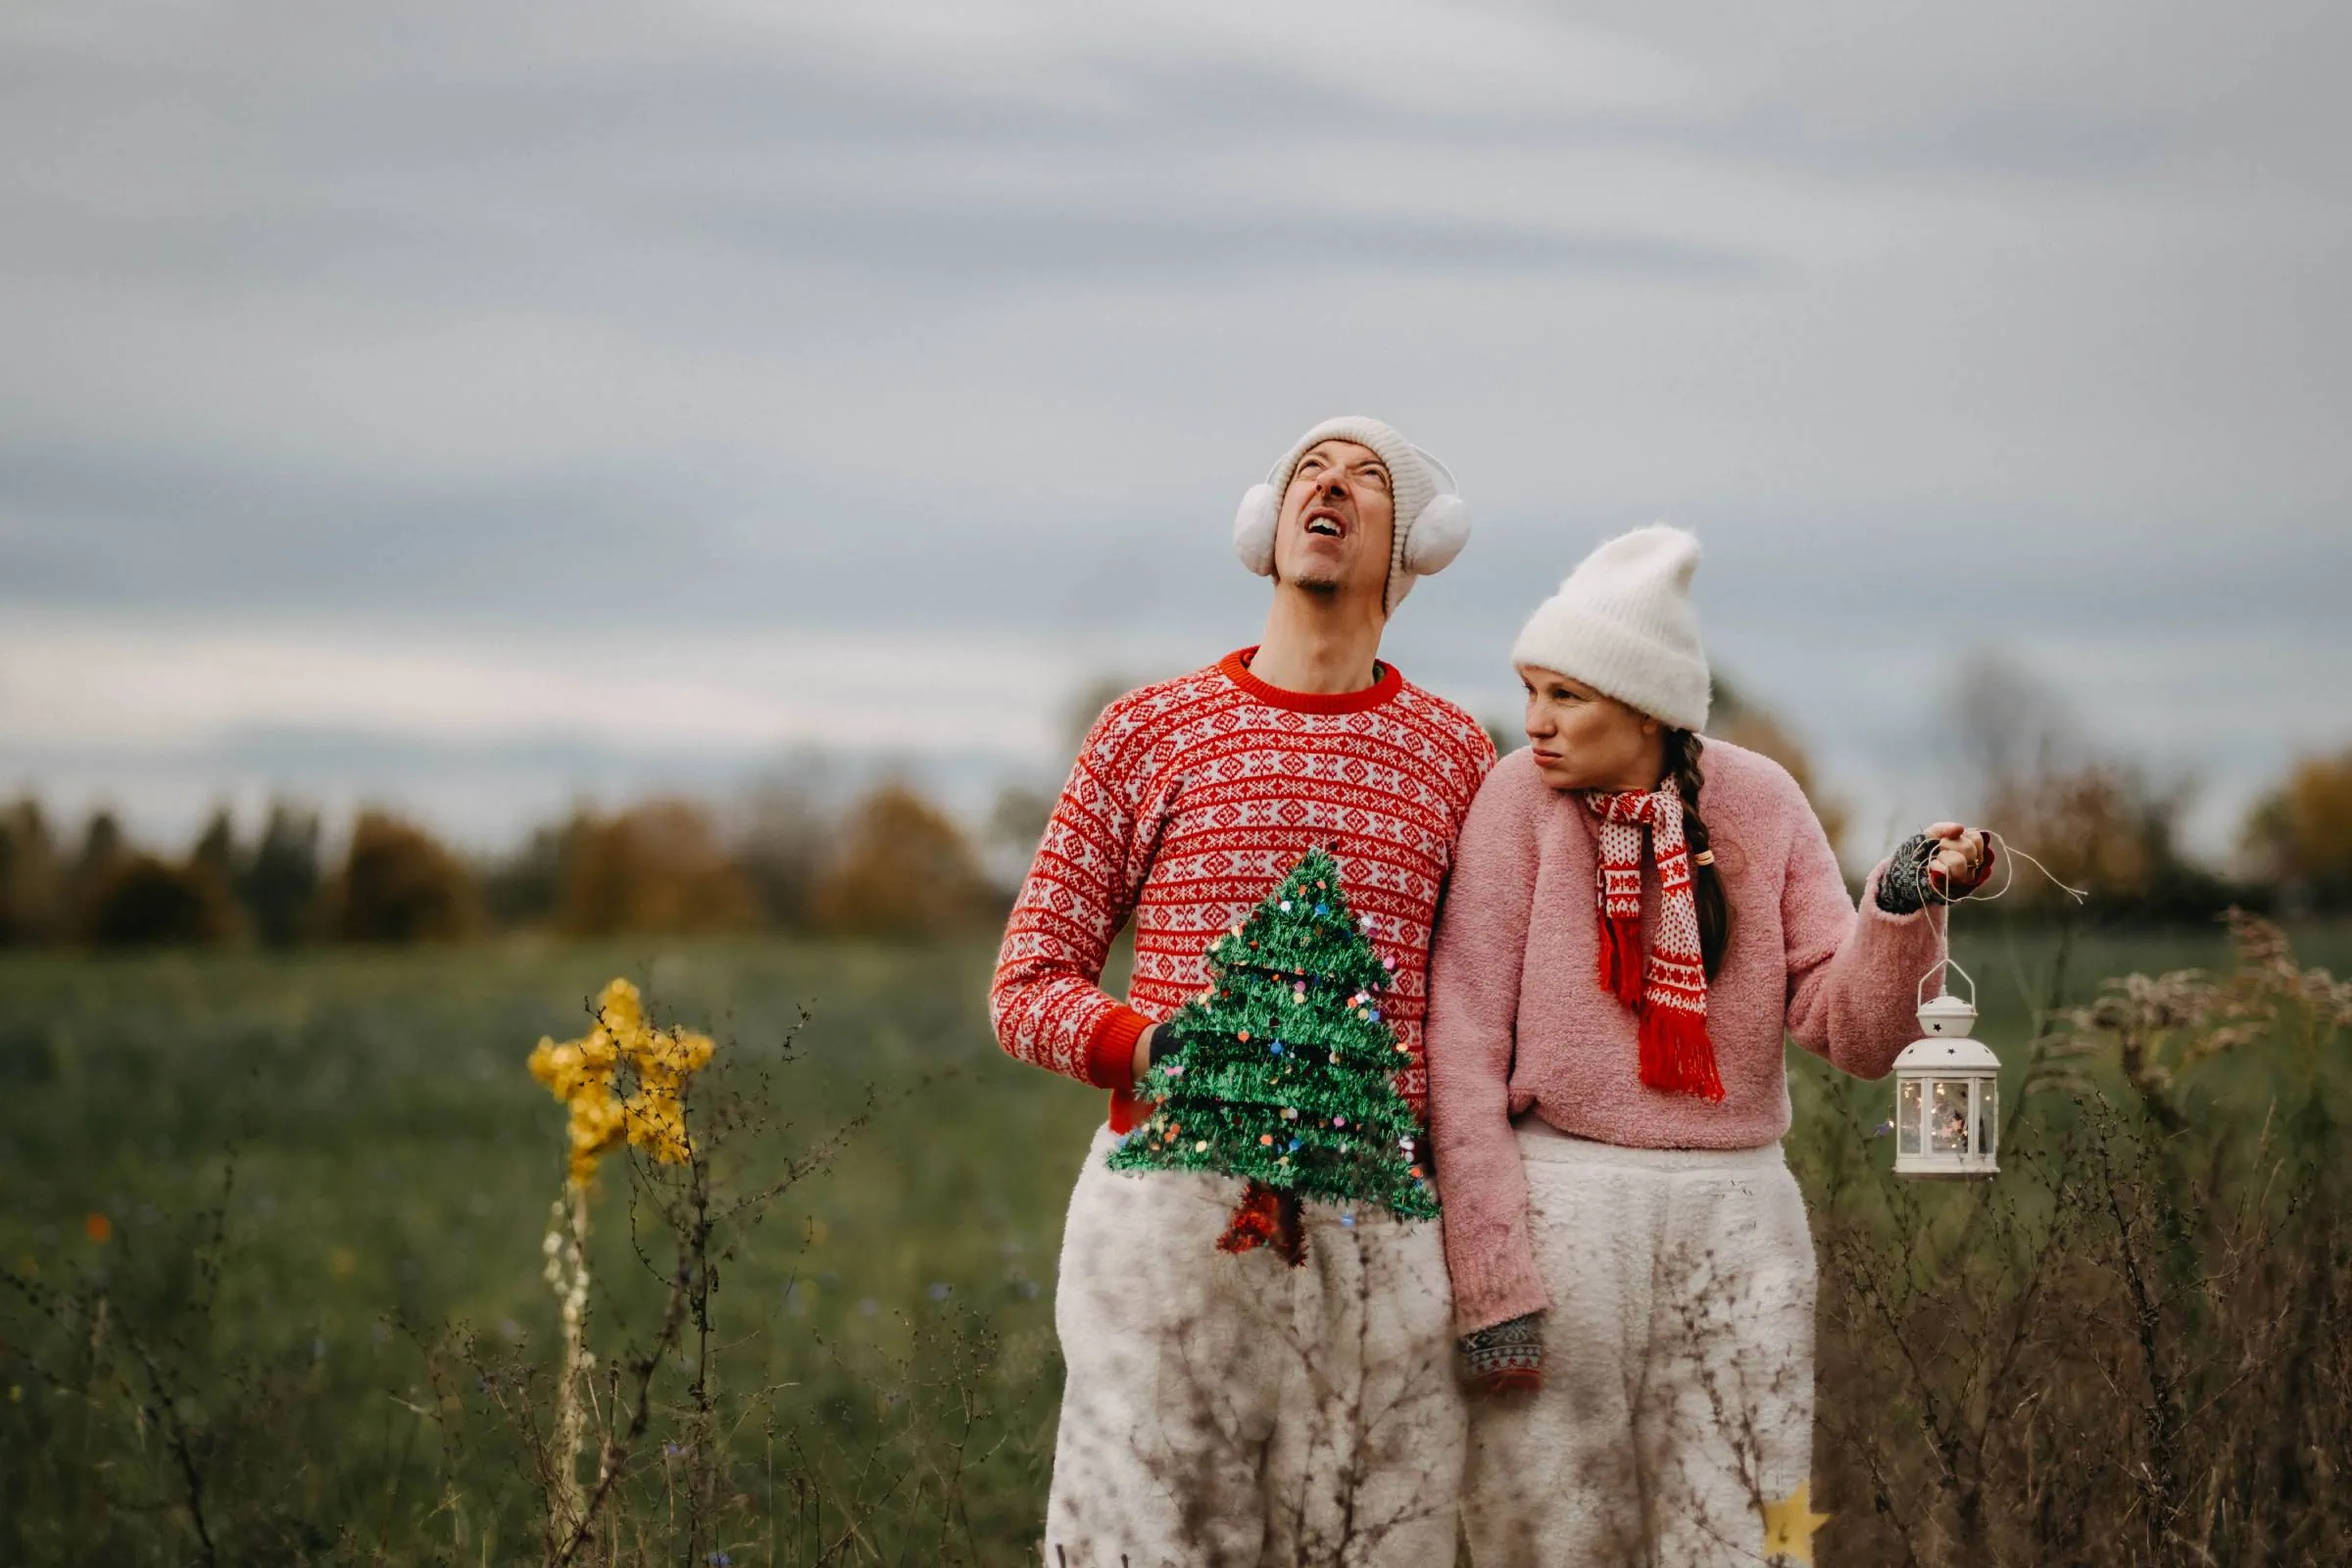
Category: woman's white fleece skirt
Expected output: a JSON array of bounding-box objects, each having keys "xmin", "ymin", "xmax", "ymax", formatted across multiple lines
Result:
[
  {"xmin": 1464, "ymin": 1125, "xmax": 1817, "ymax": 1568},
  {"xmin": 1044, "ymin": 1127, "xmax": 1464, "ymax": 1568}
]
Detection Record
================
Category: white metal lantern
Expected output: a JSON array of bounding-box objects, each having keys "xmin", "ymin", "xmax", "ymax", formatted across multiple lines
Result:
[{"xmin": 1890, "ymin": 958, "xmax": 2000, "ymax": 1179}]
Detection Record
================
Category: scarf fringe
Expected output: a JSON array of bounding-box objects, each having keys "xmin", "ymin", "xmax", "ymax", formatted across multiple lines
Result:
[
  {"xmin": 1217, "ymin": 1179, "xmax": 1306, "ymax": 1266},
  {"xmin": 1596, "ymin": 913, "xmax": 1645, "ymax": 1006},
  {"xmin": 1638, "ymin": 1003, "xmax": 1725, "ymax": 1102}
]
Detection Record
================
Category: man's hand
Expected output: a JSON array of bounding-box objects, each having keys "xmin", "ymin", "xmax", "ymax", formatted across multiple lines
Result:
[{"xmin": 1132, "ymin": 1023, "xmax": 1157, "ymax": 1089}]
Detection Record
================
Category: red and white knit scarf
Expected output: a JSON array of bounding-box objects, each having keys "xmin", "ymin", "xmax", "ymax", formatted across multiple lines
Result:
[{"xmin": 1588, "ymin": 788, "xmax": 1724, "ymax": 1102}]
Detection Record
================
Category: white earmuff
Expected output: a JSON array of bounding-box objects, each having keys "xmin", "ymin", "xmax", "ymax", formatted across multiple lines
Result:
[
  {"xmin": 1403, "ymin": 492, "xmax": 1469, "ymax": 573},
  {"xmin": 1400, "ymin": 447, "xmax": 1470, "ymax": 576},
  {"xmin": 1232, "ymin": 481, "xmax": 1279, "ymax": 575}
]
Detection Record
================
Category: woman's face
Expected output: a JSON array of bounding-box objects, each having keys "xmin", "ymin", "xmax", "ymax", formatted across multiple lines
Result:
[{"xmin": 1518, "ymin": 664, "xmax": 1666, "ymax": 793}]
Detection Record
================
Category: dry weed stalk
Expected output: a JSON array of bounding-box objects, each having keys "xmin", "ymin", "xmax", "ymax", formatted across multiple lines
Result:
[{"xmin": 1811, "ymin": 913, "xmax": 2352, "ymax": 1567}]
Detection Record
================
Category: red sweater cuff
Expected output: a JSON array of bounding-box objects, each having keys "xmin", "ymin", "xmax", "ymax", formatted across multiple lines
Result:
[{"xmin": 1083, "ymin": 1005, "xmax": 1152, "ymax": 1091}]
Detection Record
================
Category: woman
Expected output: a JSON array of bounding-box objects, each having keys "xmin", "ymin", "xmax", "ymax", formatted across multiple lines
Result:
[{"xmin": 1425, "ymin": 525, "xmax": 1987, "ymax": 1567}]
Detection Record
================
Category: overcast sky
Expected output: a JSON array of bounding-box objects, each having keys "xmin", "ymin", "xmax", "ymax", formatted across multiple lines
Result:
[{"xmin": 4, "ymin": 0, "xmax": 2347, "ymax": 860}]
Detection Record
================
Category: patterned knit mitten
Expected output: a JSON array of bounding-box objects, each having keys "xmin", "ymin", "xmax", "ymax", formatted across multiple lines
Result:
[
  {"xmin": 1877, "ymin": 832, "xmax": 1996, "ymax": 915},
  {"xmin": 1459, "ymin": 1312, "xmax": 1543, "ymax": 1395}
]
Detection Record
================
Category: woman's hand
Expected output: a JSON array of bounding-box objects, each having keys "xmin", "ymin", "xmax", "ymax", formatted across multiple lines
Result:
[
  {"xmin": 1923, "ymin": 822, "xmax": 1989, "ymax": 890},
  {"xmin": 1460, "ymin": 1312, "xmax": 1544, "ymax": 1395},
  {"xmin": 1875, "ymin": 826, "xmax": 1994, "ymax": 914},
  {"xmin": 1132, "ymin": 1024, "xmax": 1157, "ymax": 1089}
]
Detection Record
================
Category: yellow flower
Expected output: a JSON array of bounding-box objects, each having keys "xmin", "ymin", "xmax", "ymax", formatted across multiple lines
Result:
[
  {"xmin": 624, "ymin": 1089, "xmax": 693, "ymax": 1165},
  {"xmin": 528, "ymin": 1030, "xmax": 620, "ymax": 1103},
  {"xmin": 527, "ymin": 1037, "xmax": 579, "ymax": 1097},
  {"xmin": 596, "ymin": 978, "xmax": 646, "ymax": 1041},
  {"xmin": 633, "ymin": 1027, "xmax": 714, "ymax": 1090},
  {"xmin": 529, "ymin": 977, "xmax": 715, "ymax": 1185},
  {"xmin": 578, "ymin": 1025, "xmax": 620, "ymax": 1079},
  {"xmin": 566, "ymin": 1086, "xmax": 628, "ymax": 1185}
]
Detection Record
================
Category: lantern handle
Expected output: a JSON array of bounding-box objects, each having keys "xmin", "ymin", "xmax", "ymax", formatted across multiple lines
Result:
[{"xmin": 1918, "ymin": 956, "xmax": 1976, "ymax": 1010}]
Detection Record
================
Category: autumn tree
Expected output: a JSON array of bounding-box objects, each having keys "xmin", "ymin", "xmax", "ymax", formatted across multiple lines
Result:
[
  {"xmin": 475, "ymin": 809, "xmax": 583, "ymax": 929},
  {"xmin": 81, "ymin": 854, "xmax": 237, "ymax": 947},
  {"xmin": 0, "ymin": 798, "xmax": 67, "ymax": 945},
  {"xmin": 812, "ymin": 782, "xmax": 995, "ymax": 936},
  {"xmin": 329, "ymin": 809, "xmax": 479, "ymax": 942},
  {"xmin": 732, "ymin": 780, "xmax": 832, "ymax": 929},
  {"xmin": 1947, "ymin": 652, "xmax": 2224, "ymax": 917},
  {"xmin": 557, "ymin": 799, "xmax": 758, "ymax": 936},
  {"xmin": 2244, "ymin": 748, "xmax": 2352, "ymax": 909},
  {"xmin": 66, "ymin": 809, "xmax": 127, "ymax": 934},
  {"xmin": 243, "ymin": 801, "xmax": 323, "ymax": 946},
  {"xmin": 183, "ymin": 807, "xmax": 246, "ymax": 941}
]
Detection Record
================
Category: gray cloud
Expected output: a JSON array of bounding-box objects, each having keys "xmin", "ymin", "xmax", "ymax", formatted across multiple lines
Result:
[
  {"xmin": 679, "ymin": 200, "xmax": 1770, "ymax": 287},
  {"xmin": 3, "ymin": 0, "xmax": 2347, "ymax": 857}
]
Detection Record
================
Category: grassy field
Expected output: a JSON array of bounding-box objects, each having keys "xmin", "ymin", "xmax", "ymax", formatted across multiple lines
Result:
[{"xmin": 2, "ymin": 920, "xmax": 2347, "ymax": 1564}]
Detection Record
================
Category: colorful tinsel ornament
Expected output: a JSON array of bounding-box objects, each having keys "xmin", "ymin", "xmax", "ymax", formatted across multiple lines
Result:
[{"xmin": 1107, "ymin": 849, "xmax": 1437, "ymax": 1265}]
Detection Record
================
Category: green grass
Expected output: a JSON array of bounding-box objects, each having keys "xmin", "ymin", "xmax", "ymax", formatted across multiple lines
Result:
[
  {"xmin": 1, "ymin": 920, "xmax": 2344, "ymax": 1563},
  {"xmin": 0, "ymin": 936, "xmax": 1113, "ymax": 1562}
]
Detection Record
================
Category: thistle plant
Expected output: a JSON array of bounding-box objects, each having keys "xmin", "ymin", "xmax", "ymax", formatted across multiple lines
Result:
[
  {"xmin": 525, "ymin": 978, "xmax": 715, "ymax": 1551},
  {"xmin": 2029, "ymin": 909, "xmax": 2352, "ymax": 1128}
]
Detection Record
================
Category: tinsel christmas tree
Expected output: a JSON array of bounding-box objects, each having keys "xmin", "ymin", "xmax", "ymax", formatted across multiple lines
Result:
[{"xmin": 1108, "ymin": 848, "xmax": 1437, "ymax": 1264}]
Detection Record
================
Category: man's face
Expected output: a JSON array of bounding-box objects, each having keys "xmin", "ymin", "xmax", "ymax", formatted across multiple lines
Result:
[{"xmin": 1272, "ymin": 439, "xmax": 1396, "ymax": 603}]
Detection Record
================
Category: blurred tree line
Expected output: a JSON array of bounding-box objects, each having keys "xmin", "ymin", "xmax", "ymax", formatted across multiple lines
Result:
[
  {"xmin": 1941, "ymin": 652, "xmax": 2352, "ymax": 921},
  {"xmin": 0, "ymin": 778, "xmax": 1003, "ymax": 950},
  {"xmin": 3, "ymin": 657, "xmax": 2346, "ymax": 950}
]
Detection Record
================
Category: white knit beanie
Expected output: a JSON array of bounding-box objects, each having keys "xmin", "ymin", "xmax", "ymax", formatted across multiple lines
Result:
[
  {"xmin": 1511, "ymin": 524, "xmax": 1710, "ymax": 732},
  {"xmin": 1231, "ymin": 416, "xmax": 1470, "ymax": 614}
]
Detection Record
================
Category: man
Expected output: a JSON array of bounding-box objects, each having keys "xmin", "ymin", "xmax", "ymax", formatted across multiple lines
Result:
[{"xmin": 991, "ymin": 416, "xmax": 1496, "ymax": 1566}]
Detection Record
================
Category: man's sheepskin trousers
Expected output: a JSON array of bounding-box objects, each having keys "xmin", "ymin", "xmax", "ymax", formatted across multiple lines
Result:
[{"xmin": 1042, "ymin": 1127, "xmax": 1464, "ymax": 1568}]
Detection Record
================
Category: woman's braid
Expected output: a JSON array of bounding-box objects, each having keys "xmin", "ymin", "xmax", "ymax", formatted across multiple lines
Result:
[{"xmin": 1662, "ymin": 729, "xmax": 1730, "ymax": 979}]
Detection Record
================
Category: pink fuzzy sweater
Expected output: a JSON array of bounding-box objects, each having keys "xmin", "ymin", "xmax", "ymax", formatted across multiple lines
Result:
[{"xmin": 1425, "ymin": 742, "xmax": 1946, "ymax": 1334}]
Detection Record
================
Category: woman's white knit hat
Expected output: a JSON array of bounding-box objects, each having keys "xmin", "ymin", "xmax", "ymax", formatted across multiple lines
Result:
[
  {"xmin": 1232, "ymin": 416, "xmax": 1470, "ymax": 615},
  {"xmin": 1512, "ymin": 524, "xmax": 1710, "ymax": 732}
]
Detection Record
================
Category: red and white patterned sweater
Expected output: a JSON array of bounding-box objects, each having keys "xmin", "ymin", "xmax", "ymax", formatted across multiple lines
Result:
[{"xmin": 991, "ymin": 648, "xmax": 1495, "ymax": 1134}]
